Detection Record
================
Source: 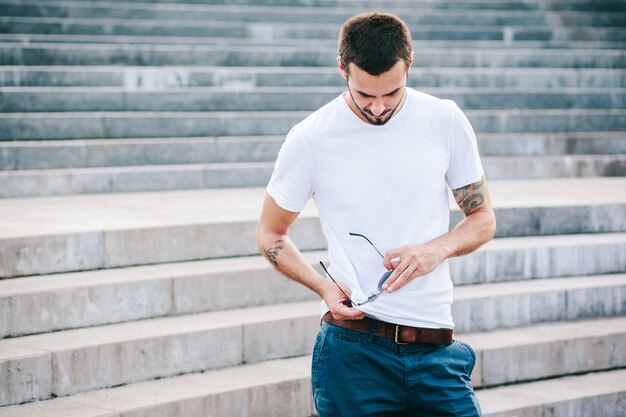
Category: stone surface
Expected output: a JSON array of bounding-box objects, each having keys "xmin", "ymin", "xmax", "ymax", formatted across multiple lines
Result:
[
  {"xmin": 0, "ymin": 178, "xmax": 625, "ymax": 277},
  {"xmin": 2, "ymin": 277, "xmax": 626, "ymax": 405},
  {"xmin": 0, "ymin": 344, "xmax": 51, "ymax": 407},
  {"xmin": 452, "ymin": 274, "xmax": 626, "ymax": 332},
  {"xmin": 71, "ymin": 356, "xmax": 314, "ymax": 417},
  {"xmin": 463, "ymin": 317, "xmax": 626, "ymax": 386},
  {"xmin": 0, "ymin": 136, "xmax": 284, "ymax": 170},
  {"xmin": 565, "ymin": 278, "xmax": 626, "ymax": 319},
  {"xmin": 452, "ymin": 231, "xmax": 626, "ymax": 285},
  {"xmin": 3, "ymin": 87, "xmax": 626, "ymax": 112},
  {"xmin": 0, "ymin": 398, "xmax": 119, "ymax": 417},
  {"xmin": 0, "ymin": 357, "xmax": 624, "ymax": 417},
  {"xmin": 0, "ymin": 15, "xmax": 624, "ymax": 42},
  {"xmin": 478, "ymin": 369, "xmax": 626, "ymax": 417},
  {"xmin": 1, "ymin": 233, "xmax": 624, "ymax": 337},
  {"xmin": 2, "ymin": 109, "xmax": 626, "ymax": 140},
  {"xmin": 12, "ymin": 0, "xmax": 619, "ymax": 11},
  {"xmin": 3, "ymin": 313, "xmax": 245, "ymax": 397},
  {"xmin": 237, "ymin": 307, "xmax": 320, "ymax": 363},
  {"xmin": 3, "ymin": 41, "xmax": 626, "ymax": 68},
  {"xmin": 0, "ymin": 155, "xmax": 624, "ymax": 198},
  {"xmin": 170, "ymin": 256, "xmax": 318, "ymax": 314},
  {"xmin": 1, "ymin": 133, "xmax": 625, "ymax": 173},
  {"xmin": 1, "ymin": 67, "xmax": 624, "ymax": 89},
  {"xmin": 0, "ymin": 232, "xmax": 104, "ymax": 279},
  {"xmin": 0, "ymin": 270, "xmax": 171, "ymax": 337},
  {"xmin": 3, "ymin": 2, "xmax": 625, "ymax": 27}
]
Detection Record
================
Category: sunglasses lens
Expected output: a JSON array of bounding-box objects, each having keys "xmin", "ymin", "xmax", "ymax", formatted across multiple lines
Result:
[{"xmin": 378, "ymin": 270, "xmax": 392, "ymax": 289}]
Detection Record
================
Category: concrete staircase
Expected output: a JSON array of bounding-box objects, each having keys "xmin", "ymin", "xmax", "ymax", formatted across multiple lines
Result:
[{"xmin": 1, "ymin": 0, "xmax": 625, "ymax": 416}]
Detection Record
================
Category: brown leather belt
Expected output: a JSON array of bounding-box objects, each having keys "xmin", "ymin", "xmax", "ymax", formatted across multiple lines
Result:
[{"xmin": 322, "ymin": 312, "xmax": 453, "ymax": 345}]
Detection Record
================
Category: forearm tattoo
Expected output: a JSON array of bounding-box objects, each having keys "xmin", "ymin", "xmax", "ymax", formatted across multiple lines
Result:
[
  {"xmin": 264, "ymin": 239, "xmax": 284, "ymax": 267},
  {"xmin": 453, "ymin": 177, "xmax": 485, "ymax": 216}
]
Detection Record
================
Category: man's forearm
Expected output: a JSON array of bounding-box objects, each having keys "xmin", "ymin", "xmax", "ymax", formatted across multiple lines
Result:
[
  {"xmin": 256, "ymin": 193, "xmax": 364, "ymax": 320},
  {"xmin": 432, "ymin": 176, "xmax": 497, "ymax": 262},
  {"xmin": 429, "ymin": 209, "xmax": 496, "ymax": 262},
  {"xmin": 257, "ymin": 231, "xmax": 331, "ymax": 298}
]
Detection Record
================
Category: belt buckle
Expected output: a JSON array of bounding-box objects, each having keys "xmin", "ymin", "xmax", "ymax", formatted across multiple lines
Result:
[{"xmin": 394, "ymin": 324, "xmax": 409, "ymax": 345}]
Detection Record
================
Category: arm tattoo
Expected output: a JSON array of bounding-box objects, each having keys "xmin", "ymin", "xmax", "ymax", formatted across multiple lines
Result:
[
  {"xmin": 264, "ymin": 239, "xmax": 284, "ymax": 268},
  {"xmin": 452, "ymin": 177, "xmax": 485, "ymax": 216}
]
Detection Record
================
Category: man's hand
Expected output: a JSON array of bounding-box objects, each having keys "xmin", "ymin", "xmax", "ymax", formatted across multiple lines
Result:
[
  {"xmin": 378, "ymin": 176, "xmax": 496, "ymax": 294},
  {"xmin": 321, "ymin": 281, "xmax": 366, "ymax": 320},
  {"xmin": 381, "ymin": 243, "xmax": 446, "ymax": 293}
]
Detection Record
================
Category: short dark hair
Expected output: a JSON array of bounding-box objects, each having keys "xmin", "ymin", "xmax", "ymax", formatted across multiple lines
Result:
[{"xmin": 338, "ymin": 12, "xmax": 412, "ymax": 76}]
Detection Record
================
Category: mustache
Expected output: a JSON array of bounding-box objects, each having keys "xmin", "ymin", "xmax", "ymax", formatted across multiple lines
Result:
[{"xmin": 364, "ymin": 108, "xmax": 391, "ymax": 117}]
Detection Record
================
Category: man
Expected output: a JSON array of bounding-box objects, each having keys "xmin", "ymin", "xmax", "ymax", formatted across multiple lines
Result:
[{"xmin": 257, "ymin": 11, "xmax": 496, "ymax": 417}]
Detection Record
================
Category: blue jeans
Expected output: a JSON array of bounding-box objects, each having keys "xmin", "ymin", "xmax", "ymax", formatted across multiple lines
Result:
[{"xmin": 311, "ymin": 320, "xmax": 482, "ymax": 417}]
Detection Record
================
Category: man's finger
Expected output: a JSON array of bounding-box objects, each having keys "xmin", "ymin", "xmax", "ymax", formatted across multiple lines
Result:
[
  {"xmin": 337, "ymin": 282, "xmax": 353, "ymax": 297},
  {"xmin": 383, "ymin": 249, "xmax": 401, "ymax": 270},
  {"xmin": 331, "ymin": 304, "xmax": 366, "ymax": 320},
  {"xmin": 382, "ymin": 259, "xmax": 409, "ymax": 290},
  {"xmin": 387, "ymin": 264, "xmax": 417, "ymax": 292}
]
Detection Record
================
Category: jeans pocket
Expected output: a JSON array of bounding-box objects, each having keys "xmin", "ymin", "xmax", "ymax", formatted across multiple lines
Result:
[
  {"xmin": 456, "ymin": 340, "xmax": 477, "ymax": 375},
  {"xmin": 334, "ymin": 329, "xmax": 363, "ymax": 343},
  {"xmin": 311, "ymin": 327, "xmax": 328, "ymax": 391}
]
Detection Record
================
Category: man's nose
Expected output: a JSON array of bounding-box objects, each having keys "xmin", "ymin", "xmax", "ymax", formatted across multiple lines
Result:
[{"xmin": 370, "ymin": 98, "xmax": 385, "ymax": 116}]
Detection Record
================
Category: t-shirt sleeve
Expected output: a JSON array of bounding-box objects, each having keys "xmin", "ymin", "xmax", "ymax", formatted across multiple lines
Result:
[
  {"xmin": 444, "ymin": 100, "xmax": 485, "ymax": 190},
  {"xmin": 266, "ymin": 127, "xmax": 314, "ymax": 212}
]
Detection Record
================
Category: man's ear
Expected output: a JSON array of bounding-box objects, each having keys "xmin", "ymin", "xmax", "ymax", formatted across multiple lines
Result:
[
  {"xmin": 337, "ymin": 56, "xmax": 347, "ymax": 79},
  {"xmin": 409, "ymin": 51, "xmax": 414, "ymax": 70}
]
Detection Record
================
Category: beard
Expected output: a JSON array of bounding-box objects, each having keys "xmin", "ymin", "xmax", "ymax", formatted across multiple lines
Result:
[{"xmin": 346, "ymin": 78, "xmax": 406, "ymax": 126}]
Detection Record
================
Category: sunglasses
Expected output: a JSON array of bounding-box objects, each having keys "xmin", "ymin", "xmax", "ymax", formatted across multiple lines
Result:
[{"xmin": 319, "ymin": 232, "xmax": 392, "ymax": 307}]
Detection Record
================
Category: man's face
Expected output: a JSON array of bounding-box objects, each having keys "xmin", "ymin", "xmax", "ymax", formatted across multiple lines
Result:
[{"xmin": 340, "ymin": 60, "xmax": 409, "ymax": 126}]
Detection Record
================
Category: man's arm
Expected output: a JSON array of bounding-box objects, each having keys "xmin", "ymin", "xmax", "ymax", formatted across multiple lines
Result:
[
  {"xmin": 256, "ymin": 193, "xmax": 365, "ymax": 320},
  {"xmin": 381, "ymin": 176, "xmax": 496, "ymax": 293}
]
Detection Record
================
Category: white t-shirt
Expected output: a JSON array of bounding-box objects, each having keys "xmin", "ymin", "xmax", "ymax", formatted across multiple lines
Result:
[{"xmin": 267, "ymin": 87, "xmax": 484, "ymax": 329}]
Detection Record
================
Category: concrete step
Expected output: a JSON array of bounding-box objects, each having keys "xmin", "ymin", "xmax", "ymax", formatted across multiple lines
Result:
[
  {"xmin": 2, "ymin": 132, "xmax": 624, "ymax": 171},
  {"xmin": 0, "ymin": 253, "xmax": 319, "ymax": 339},
  {"xmin": 2, "ymin": 43, "xmax": 625, "ymax": 68},
  {"xmin": 0, "ymin": 162, "xmax": 272, "ymax": 197},
  {"xmin": 0, "ymin": 354, "xmax": 316, "ymax": 417},
  {"xmin": 462, "ymin": 316, "xmax": 626, "ymax": 388},
  {"xmin": 2, "ymin": 358, "xmax": 624, "ymax": 417},
  {"xmin": 476, "ymin": 131, "xmax": 626, "ymax": 156},
  {"xmin": 2, "ymin": 109, "xmax": 626, "ymax": 141},
  {"xmin": 1, "ymin": 303, "xmax": 625, "ymax": 406},
  {"xmin": 7, "ymin": 0, "xmax": 623, "ymax": 10},
  {"xmin": 0, "ymin": 177, "xmax": 625, "ymax": 277},
  {"xmin": 0, "ymin": 136, "xmax": 284, "ymax": 169},
  {"xmin": 3, "ymin": 33, "xmax": 625, "ymax": 51},
  {"xmin": 2, "ymin": 1, "xmax": 624, "ymax": 27},
  {"xmin": 452, "ymin": 273, "xmax": 626, "ymax": 332},
  {"xmin": 0, "ymin": 301, "xmax": 321, "ymax": 404},
  {"xmin": 2, "ymin": 66, "xmax": 623, "ymax": 89},
  {"xmin": 2, "ymin": 17, "xmax": 626, "ymax": 42},
  {"xmin": 1, "ymin": 232, "xmax": 624, "ymax": 338},
  {"xmin": 483, "ymin": 154, "xmax": 626, "ymax": 179},
  {"xmin": 2, "ymin": 361, "xmax": 626, "ymax": 417},
  {"xmin": 38, "ymin": 0, "xmax": 626, "ymax": 13},
  {"xmin": 0, "ymin": 154, "xmax": 624, "ymax": 198},
  {"xmin": 3, "ymin": 87, "xmax": 626, "ymax": 112},
  {"xmin": 478, "ymin": 368, "xmax": 626, "ymax": 417}
]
